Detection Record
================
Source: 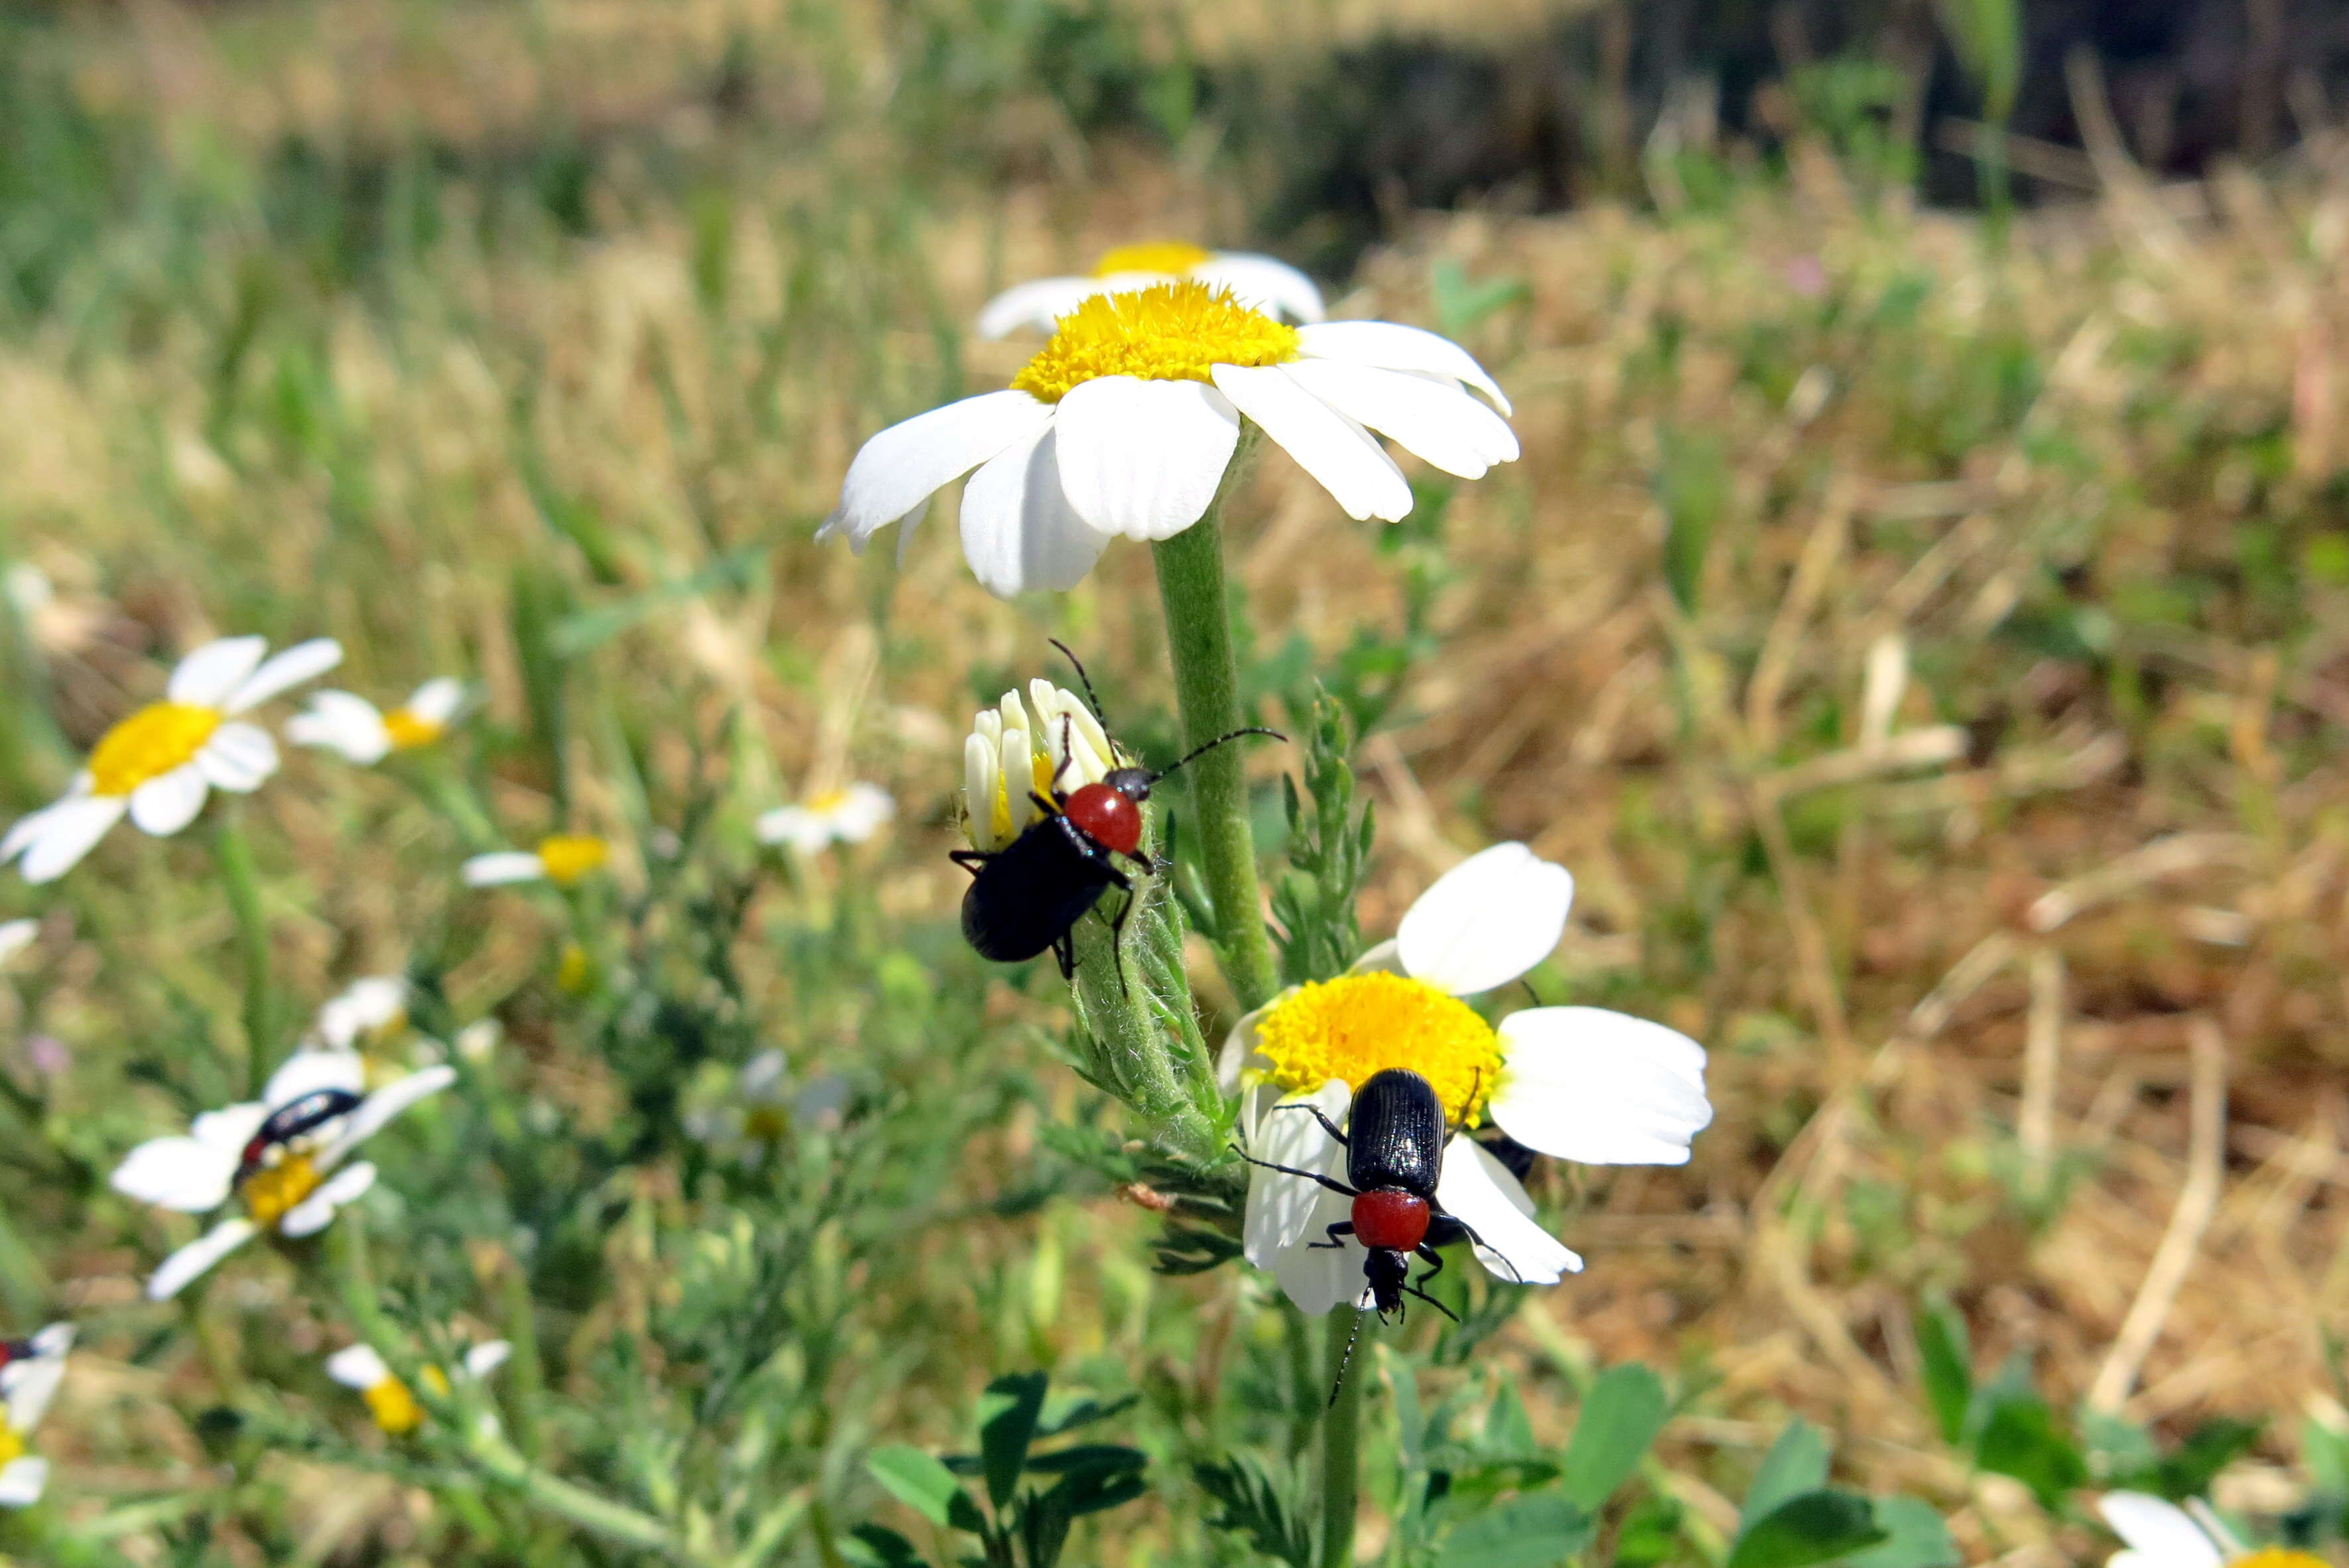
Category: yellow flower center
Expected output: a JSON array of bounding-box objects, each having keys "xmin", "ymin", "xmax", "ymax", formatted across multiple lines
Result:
[
  {"xmin": 1253, "ymin": 972, "xmax": 1501, "ymax": 1126},
  {"xmin": 2235, "ymin": 1552, "xmax": 2330, "ymax": 1568},
  {"xmin": 382, "ymin": 708, "xmax": 446, "ymax": 750},
  {"xmin": 243, "ymin": 1155, "xmax": 323, "ymax": 1228},
  {"xmin": 556, "ymin": 942, "xmax": 595, "ymax": 996},
  {"xmin": 976, "ymin": 749, "xmax": 1060, "ymax": 850},
  {"xmin": 807, "ymin": 788, "xmax": 849, "ymax": 814},
  {"xmin": 0, "ymin": 1417, "xmax": 22, "ymax": 1467},
  {"xmin": 536, "ymin": 835, "xmax": 608, "ymax": 886},
  {"xmin": 87, "ymin": 702, "xmax": 221, "ymax": 797},
  {"xmin": 364, "ymin": 1376, "xmax": 425, "ymax": 1435},
  {"xmin": 1010, "ymin": 281, "xmax": 1299, "ymax": 404},
  {"xmin": 1092, "ymin": 241, "xmax": 1211, "ymax": 277}
]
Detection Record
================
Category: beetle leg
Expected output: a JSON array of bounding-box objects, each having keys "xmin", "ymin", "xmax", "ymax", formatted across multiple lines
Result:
[
  {"xmin": 1051, "ymin": 715, "xmax": 1075, "ymax": 793},
  {"xmin": 947, "ymin": 848, "xmax": 993, "ymax": 880},
  {"xmin": 1270, "ymin": 1101, "xmax": 1351, "ymax": 1147},
  {"xmin": 1107, "ymin": 882, "xmax": 1136, "ymax": 999},
  {"xmin": 1309, "ymin": 1220, "xmax": 1357, "ymax": 1252},
  {"xmin": 1435, "ymin": 1212, "xmax": 1525, "ymax": 1284},
  {"xmin": 1053, "ymin": 930, "xmax": 1077, "ymax": 980},
  {"xmin": 1403, "ymin": 1282, "xmax": 1461, "ymax": 1323},
  {"xmin": 1028, "ymin": 791, "xmax": 1063, "ymax": 818},
  {"xmin": 1231, "ymin": 1149, "xmax": 1359, "ymax": 1202}
]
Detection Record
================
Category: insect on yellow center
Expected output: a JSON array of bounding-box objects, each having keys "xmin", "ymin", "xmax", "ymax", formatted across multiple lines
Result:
[
  {"xmin": 243, "ymin": 1154, "xmax": 324, "ymax": 1228},
  {"xmin": 381, "ymin": 708, "xmax": 446, "ymax": 751},
  {"xmin": 1253, "ymin": 972, "xmax": 1503, "ymax": 1126},
  {"xmin": 1092, "ymin": 241, "xmax": 1212, "ymax": 277},
  {"xmin": 536, "ymin": 836, "xmax": 608, "ymax": 886},
  {"xmin": 1011, "ymin": 281, "xmax": 1300, "ymax": 404},
  {"xmin": 87, "ymin": 702, "xmax": 222, "ymax": 797}
]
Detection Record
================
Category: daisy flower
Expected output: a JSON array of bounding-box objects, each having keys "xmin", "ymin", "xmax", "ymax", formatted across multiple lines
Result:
[
  {"xmin": 1222, "ymin": 842, "xmax": 1713, "ymax": 1313},
  {"xmin": 820, "ymin": 281, "xmax": 1517, "ymax": 596},
  {"xmin": 756, "ymin": 783, "xmax": 894, "ymax": 854},
  {"xmin": 286, "ymin": 678, "xmax": 466, "ymax": 765},
  {"xmin": 313, "ymin": 975, "xmax": 409, "ymax": 1051},
  {"xmin": 687, "ymin": 1049, "xmax": 851, "ymax": 1160},
  {"xmin": 0, "ymin": 918, "xmax": 36, "ymax": 969},
  {"xmin": 1, "ymin": 635, "xmax": 342, "ymax": 884},
  {"xmin": 462, "ymin": 835, "xmax": 609, "ymax": 888},
  {"xmin": 327, "ymin": 1339, "xmax": 509, "ymax": 1437},
  {"xmin": 976, "ymin": 243, "xmax": 1323, "ymax": 338},
  {"xmin": 962, "ymin": 679, "xmax": 1119, "ymax": 853},
  {"xmin": 0, "ymin": 1323, "xmax": 70, "ymax": 1508},
  {"xmin": 110, "ymin": 1048, "xmax": 456, "ymax": 1300},
  {"xmin": 2098, "ymin": 1493, "xmax": 2324, "ymax": 1568}
]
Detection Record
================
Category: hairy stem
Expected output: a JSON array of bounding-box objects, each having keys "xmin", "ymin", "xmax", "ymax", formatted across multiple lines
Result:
[
  {"xmin": 211, "ymin": 814, "xmax": 275, "ymax": 1098},
  {"xmin": 1319, "ymin": 1309, "xmax": 1362, "ymax": 1568}
]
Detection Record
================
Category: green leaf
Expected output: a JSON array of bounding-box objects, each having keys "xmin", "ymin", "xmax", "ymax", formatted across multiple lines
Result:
[
  {"xmin": 868, "ymin": 1445, "xmax": 963, "ymax": 1528},
  {"xmin": 979, "ymin": 1372, "xmax": 1050, "ymax": 1510},
  {"xmin": 1034, "ymin": 1392, "xmax": 1139, "ymax": 1438},
  {"xmin": 1842, "ymin": 1496, "xmax": 1960, "ymax": 1568},
  {"xmin": 1654, "ymin": 430, "xmax": 1727, "ymax": 614},
  {"xmin": 1974, "ymin": 1394, "xmax": 2086, "ymax": 1510},
  {"xmin": 2151, "ymin": 1418, "xmax": 2263, "ymax": 1501},
  {"xmin": 1727, "ymin": 1492, "xmax": 1888, "ymax": 1568},
  {"xmin": 1914, "ymin": 1301, "xmax": 1973, "ymax": 1446},
  {"xmin": 1020, "ymin": 1443, "xmax": 1146, "ymax": 1477},
  {"xmin": 842, "ymin": 1523, "xmax": 928, "ymax": 1567},
  {"xmin": 1436, "ymin": 1490, "xmax": 1593, "ymax": 1568},
  {"xmin": 1559, "ymin": 1362, "xmax": 1669, "ymax": 1513},
  {"xmin": 1193, "ymin": 1455, "xmax": 1313, "ymax": 1568},
  {"xmin": 1742, "ymin": 1419, "xmax": 1832, "ymax": 1531},
  {"xmin": 1432, "ymin": 257, "xmax": 1532, "ymax": 338}
]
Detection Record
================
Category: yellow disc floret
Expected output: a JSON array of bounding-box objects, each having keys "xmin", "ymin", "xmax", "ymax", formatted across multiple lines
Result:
[
  {"xmin": 807, "ymin": 787, "xmax": 849, "ymax": 815},
  {"xmin": 243, "ymin": 1155, "xmax": 323, "ymax": 1228},
  {"xmin": 0, "ymin": 1418, "xmax": 22, "ymax": 1467},
  {"xmin": 1011, "ymin": 281, "xmax": 1299, "ymax": 404},
  {"xmin": 1093, "ymin": 241, "xmax": 1212, "ymax": 277},
  {"xmin": 1252, "ymin": 972, "xmax": 1502, "ymax": 1126},
  {"xmin": 364, "ymin": 1376, "xmax": 425, "ymax": 1435},
  {"xmin": 2234, "ymin": 1552, "xmax": 2330, "ymax": 1568},
  {"xmin": 382, "ymin": 708, "xmax": 446, "ymax": 751},
  {"xmin": 536, "ymin": 835, "xmax": 608, "ymax": 886},
  {"xmin": 88, "ymin": 702, "xmax": 222, "ymax": 796}
]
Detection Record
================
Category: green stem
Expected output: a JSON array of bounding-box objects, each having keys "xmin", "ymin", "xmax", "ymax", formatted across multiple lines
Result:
[
  {"xmin": 1319, "ymin": 1309, "xmax": 1362, "ymax": 1568},
  {"xmin": 211, "ymin": 815, "xmax": 275, "ymax": 1098},
  {"xmin": 1150, "ymin": 493, "xmax": 1278, "ymax": 1012}
]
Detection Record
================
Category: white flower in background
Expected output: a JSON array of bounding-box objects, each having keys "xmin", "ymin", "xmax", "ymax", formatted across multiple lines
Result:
[
  {"xmin": 961, "ymin": 680, "xmax": 1119, "ymax": 852},
  {"xmin": 820, "ymin": 281, "xmax": 1516, "ymax": 596},
  {"xmin": 0, "ymin": 919, "xmax": 36, "ymax": 969},
  {"xmin": 0, "ymin": 1323, "xmax": 70, "ymax": 1508},
  {"xmin": 976, "ymin": 243, "xmax": 1324, "ymax": 338},
  {"xmin": 327, "ymin": 1339, "xmax": 509, "ymax": 1437},
  {"xmin": 2098, "ymin": 1492, "xmax": 2322, "ymax": 1568},
  {"xmin": 688, "ymin": 1049, "xmax": 851, "ymax": 1159},
  {"xmin": 462, "ymin": 835, "xmax": 609, "ymax": 889},
  {"xmin": 453, "ymin": 1018, "xmax": 502, "ymax": 1063},
  {"xmin": 314, "ymin": 976, "xmax": 409, "ymax": 1051},
  {"xmin": 111, "ymin": 1049, "xmax": 456, "ymax": 1300},
  {"xmin": 1223, "ymin": 842, "xmax": 1713, "ymax": 1314},
  {"xmin": 287, "ymin": 678, "xmax": 466, "ymax": 765},
  {"xmin": 1, "ymin": 635, "xmax": 342, "ymax": 885},
  {"xmin": 756, "ymin": 783, "xmax": 894, "ymax": 854}
]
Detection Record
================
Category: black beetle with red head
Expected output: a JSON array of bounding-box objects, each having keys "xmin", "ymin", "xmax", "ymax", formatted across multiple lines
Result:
[{"xmin": 234, "ymin": 1088, "xmax": 364, "ymax": 1189}]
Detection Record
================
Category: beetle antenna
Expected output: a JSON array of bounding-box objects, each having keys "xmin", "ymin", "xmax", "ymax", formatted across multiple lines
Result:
[
  {"xmin": 1047, "ymin": 639, "xmax": 1109, "ymax": 724},
  {"xmin": 1518, "ymin": 978, "xmax": 1546, "ymax": 1009},
  {"xmin": 1326, "ymin": 1308, "xmax": 1366, "ymax": 1408},
  {"xmin": 1152, "ymin": 727, "xmax": 1287, "ymax": 783}
]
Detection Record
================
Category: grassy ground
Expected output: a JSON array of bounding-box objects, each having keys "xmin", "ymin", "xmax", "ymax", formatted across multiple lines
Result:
[{"xmin": 3, "ymin": 1, "xmax": 2349, "ymax": 1563}]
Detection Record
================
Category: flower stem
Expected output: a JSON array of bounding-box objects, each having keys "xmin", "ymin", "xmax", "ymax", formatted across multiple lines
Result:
[
  {"xmin": 1150, "ymin": 488, "xmax": 1278, "ymax": 1012},
  {"xmin": 1319, "ymin": 1309, "xmax": 1362, "ymax": 1568},
  {"xmin": 210, "ymin": 814, "xmax": 276, "ymax": 1098}
]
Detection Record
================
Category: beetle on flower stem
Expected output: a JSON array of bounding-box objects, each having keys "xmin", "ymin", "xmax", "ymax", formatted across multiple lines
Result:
[
  {"xmin": 1239, "ymin": 1067, "xmax": 1521, "ymax": 1400},
  {"xmin": 951, "ymin": 642, "xmax": 1281, "ymax": 988}
]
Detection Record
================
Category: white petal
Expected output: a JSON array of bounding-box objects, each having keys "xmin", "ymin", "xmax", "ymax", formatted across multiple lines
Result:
[
  {"xmin": 1192, "ymin": 254, "xmax": 1325, "ymax": 322},
  {"xmin": 1436, "ymin": 1136, "xmax": 1581, "ymax": 1284},
  {"xmin": 1210, "ymin": 363, "xmax": 1412, "ymax": 523},
  {"xmin": 1397, "ymin": 842, "xmax": 1574, "ymax": 996},
  {"xmin": 111, "ymin": 1134, "xmax": 242, "ymax": 1213},
  {"xmin": 280, "ymin": 1161, "xmax": 375, "ymax": 1236},
  {"xmin": 1279, "ymin": 360, "xmax": 1518, "ymax": 478},
  {"xmin": 832, "ymin": 783, "xmax": 896, "ymax": 841},
  {"xmin": 0, "ymin": 1457, "xmax": 48, "ymax": 1507},
  {"xmin": 1051, "ymin": 377, "xmax": 1241, "ymax": 541},
  {"xmin": 1296, "ymin": 321, "xmax": 1512, "ymax": 415},
  {"xmin": 1217, "ymin": 1000, "xmax": 1272, "ymax": 1092},
  {"xmin": 2, "ymin": 1348, "xmax": 66, "ymax": 1432},
  {"xmin": 326, "ymin": 1344, "xmax": 390, "ymax": 1389},
  {"xmin": 225, "ymin": 638, "xmax": 342, "ymax": 713},
  {"xmin": 190, "ymin": 1102, "xmax": 271, "ymax": 1157},
  {"xmin": 974, "ymin": 277, "xmax": 1108, "ymax": 338},
  {"xmin": 167, "ymin": 636, "xmax": 267, "ymax": 706},
  {"xmin": 128, "ymin": 765, "xmax": 209, "ymax": 836},
  {"xmin": 405, "ymin": 678, "xmax": 466, "ymax": 725},
  {"xmin": 756, "ymin": 807, "xmax": 829, "ymax": 852},
  {"xmin": 148, "ymin": 1218, "xmax": 259, "ymax": 1299},
  {"xmin": 317, "ymin": 1065, "xmax": 456, "ymax": 1168},
  {"xmin": 1489, "ymin": 1008, "xmax": 1712, "ymax": 1165},
  {"xmin": 1272, "ymin": 1180, "xmax": 1372, "ymax": 1316},
  {"xmin": 196, "ymin": 722, "xmax": 279, "ymax": 790},
  {"xmin": 1242, "ymin": 1080, "xmax": 1353, "ymax": 1267},
  {"xmin": 0, "ymin": 919, "xmax": 36, "ymax": 966},
  {"xmin": 463, "ymin": 1341, "xmax": 513, "ymax": 1379},
  {"xmin": 464, "ymin": 852, "xmax": 547, "ymax": 886},
  {"xmin": 263, "ymin": 1048, "xmax": 368, "ymax": 1111},
  {"xmin": 24, "ymin": 1325, "xmax": 71, "ymax": 1360},
  {"xmin": 2098, "ymin": 1495, "xmax": 2223, "ymax": 1568},
  {"xmin": 13, "ymin": 796, "xmax": 126, "ymax": 883},
  {"xmin": 959, "ymin": 423, "xmax": 1116, "ymax": 594},
  {"xmin": 285, "ymin": 693, "xmax": 389, "ymax": 763},
  {"xmin": 817, "ymin": 391, "xmax": 1052, "ymax": 553}
]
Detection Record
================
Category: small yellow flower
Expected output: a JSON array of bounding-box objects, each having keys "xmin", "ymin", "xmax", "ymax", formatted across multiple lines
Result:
[
  {"xmin": 464, "ymin": 836, "xmax": 610, "ymax": 889},
  {"xmin": 328, "ymin": 1342, "xmax": 507, "ymax": 1437},
  {"xmin": 289, "ymin": 679, "xmax": 466, "ymax": 765}
]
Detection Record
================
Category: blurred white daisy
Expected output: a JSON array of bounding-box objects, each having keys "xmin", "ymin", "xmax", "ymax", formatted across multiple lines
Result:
[
  {"xmin": 0, "ymin": 1323, "xmax": 70, "ymax": 1508},
  {"xmin": 0, "ymin": 919, "xmax": 35, "ymax": 969},
  {"xmin": 287, "ymin": 678, "xmax": 466, "ymax": 765},
  {"xmin": 756, "ymin": 783, "xmax": 894, "ymax": 854},
  {"xmin": 110, "ymin": 1049, "xmax": 455, "ymax": 1300},
  {"xmin": 314, "ymin": 976, "xmax": 409, "ymax": 1051},
  {"xmin": 976, "ymin": 243, "xmax": 1323, "ymax": 338},
  {"xmin": 961, "ymin": 680, "xmax": 1118, "ymax": 853},
  {"xmin": 1, "ymin": 635, "xmax": 342, "ymax": 884},
  {"xmin": 462, "ymin": 835, "xmax": 609, "ymax": 889},
  {"xmin": 688, "ymin": 1049, "xmax": 850, "ymax": 1160},
  {"xmin": 1223, "ymin": 843, "xmax": 1713, "ymax": 1314},
  {"xmin": 327, "ymin": 1339, "xmax": 509, "ymax": 1437},
  {"xmin": 2098, "ymin": 1492, "xmax": 2322, "ymax": 1568},
  {"xmin": 821, "ymin": 281, "xmax": 1516, "ymax": 596}
]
